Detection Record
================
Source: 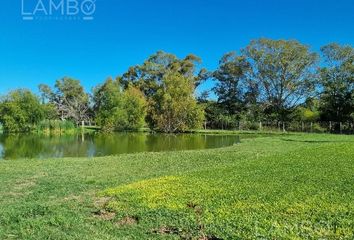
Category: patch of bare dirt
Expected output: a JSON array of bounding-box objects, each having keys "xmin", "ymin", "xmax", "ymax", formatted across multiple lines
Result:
[
  {"xmin": 199, "ymin": 236, "xmax": 223, "ymax": 240},
  {"xmin": 94, "ymin": 197, "xmax": 112, "ymax": 208},
  {"xmin": 4, "ymin": 191, "xmax": 25, "ymax": 197},
  {"xmin": 63, "ymin": 195, "xmax": 82, "ymax": 202},
  {"xmin": 116, "ymin": 216, "xmax": 139, "ymax": 226},
  {"xmin": 153, "ymin": 226, "xmax": 180, "ymax": 235},
  {"xmin": 93, "ymin": 210, "xmax": 116, "ymax": 221},
  {"xmin": 13, "ymin": 179, "xmax": 36, "ymax": 191},
  {"xmin": 152, "ymin": 226, "xmax": 223, "ymax": 240}
]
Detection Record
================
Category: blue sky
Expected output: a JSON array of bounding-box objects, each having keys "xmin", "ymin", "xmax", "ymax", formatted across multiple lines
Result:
[{"xmin": 0, "ymin": 0, "xmax": 353, "ymax": 96}]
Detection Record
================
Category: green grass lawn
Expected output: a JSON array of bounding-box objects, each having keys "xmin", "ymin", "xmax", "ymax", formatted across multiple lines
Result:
[{"xmin": 0, "ymin": 134, "xmax": 353, "ymax": 239}]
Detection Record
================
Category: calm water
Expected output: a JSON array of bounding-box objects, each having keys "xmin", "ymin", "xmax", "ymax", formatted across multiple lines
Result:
[{"xmin": 0, "ymin": 133, "xmax": 240, "ymax": 160}]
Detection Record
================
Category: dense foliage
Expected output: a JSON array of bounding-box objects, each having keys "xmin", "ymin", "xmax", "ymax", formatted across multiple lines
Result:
[
  {"xmin": 244, "ymin": 39, "xmax": 318, "ymax": 120},
  {"xmin": 39, "ymin": 77, "xmax": 90, "ymax": 125},
  {"xmin": 319, "ymin": 43, "xmax": 354, "ymax": 122},
  {"xmin": 0, "ymin": 39, "xmax": 352, "ymax": 133},
  {"xmin": 207, "ymin": 40, "xmax": 352, "ymax": 129},
  {"xmin": 150, "ymin": 71, "xmax": 204, "ymax": 132},
  {"xmin": 93, "ymin": 79, "xmax": 146, "ymax": 131},
  {"xmin": 118, "ymin": 51, "xmax": 207, "ymax": 132},
  {"xmin": 0, "ymin": 90, "xmax": 46, "ymax": 132}
]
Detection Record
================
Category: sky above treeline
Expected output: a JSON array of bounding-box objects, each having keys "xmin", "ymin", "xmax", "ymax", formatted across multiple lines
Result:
[{"xmin": 0, "ymin": 0, "xmax": 353, "ymax": 96}]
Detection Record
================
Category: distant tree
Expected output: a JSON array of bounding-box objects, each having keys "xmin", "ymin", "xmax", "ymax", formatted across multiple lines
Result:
[
  {"xmin": 123, "ymin": 85, "xmax": 147, "ymax": 130},
  {"xmin": 242, "ymin": 74, "xmax": 263, "ymax": 122},
  {"xmin": 213, "ymin": 52, "xmax": 250, "ymax": 116},
  {"xmin": 319, "ymin": 43, "xmax": 354, "ymax": 122},
  {"xmin": 93, "ymin": 79, "xmax": 146, "ymax": 131},
  {"xmin": 150, "ymin": 71, "xmax": 204, "ymax": 133},
  {"xmin": 293, "ymin": 98, "xmax": 320, "ymax": 122},
  {"xmin": 197, "ymin": 90, "xmax": 210, "ymax": 104},
  {"xmin": 39, "ymin": 77, "xmax": 90, "ymax": 125},
  {"xmin": 0, "ymin": 89, "xmax": 44, "ymax": 132},
  {"xmin": 93, "ymin": 78, "xmax": 123, "ymax": 131},
  {"xmin": 119, "ymin": 51, "xmax": 207, "ymax": 132},
  {"xmin": 41, "ymin": 103, "xmax": 58, "ymax": 120},
  {"xmin": 119, "ymin": 51, "xmax": 209, "ymax": 97},
  {"xmin": 244, "ymin": 39, "xmax": 318, "ymax": 120},
  {"xmin": 202, "ymin": 101, "xmax": 223, "ymax": 129}
]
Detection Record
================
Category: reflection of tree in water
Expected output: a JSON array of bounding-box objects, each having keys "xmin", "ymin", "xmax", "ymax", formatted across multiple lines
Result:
[
  {"xmin": 40, "ymin": 134, "xmax": 95, "ymax": 158},
  {"xmin": 0, "ymin": 133, "xmax": 240, "ymax": 159},
  {"xmin": 146, "ymin": 134, "xmax": 239, "ymax": 152},
  {"xmin": 146, "ymin": 134, "xmax": 206, "ymax": 152},
  {"xmin": 0, "ymin": 142, "xmax": 4, "ymax": 159},
  {"xmin": 93, "ymin": 133, "xmax": 148, "ymax": 155},
  {"xmin": 0, "ymin": 134, "xmax": 45, "ymax": 159},
  {"xmin": 0, "ymin": 134, "xmax": 96, "ymax": 159},
  {"xmin": 203, "ymin": 135, "xmax": 240, "ymax": 149}
]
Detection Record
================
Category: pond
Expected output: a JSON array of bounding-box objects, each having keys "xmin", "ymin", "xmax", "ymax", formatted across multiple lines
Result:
[{"xmin": 0, "ymin": 133, "xmax": 240, "ymax": 160}]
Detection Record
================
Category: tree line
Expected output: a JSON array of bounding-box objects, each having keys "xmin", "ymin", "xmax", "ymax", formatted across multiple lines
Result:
[{"xmin": 0, "ymin": 38, "xmax": 353, "ymax": 133}]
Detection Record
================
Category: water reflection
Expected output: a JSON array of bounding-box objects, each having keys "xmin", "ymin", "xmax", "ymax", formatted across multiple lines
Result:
[
  {"xmin": 0, "ymin": 143, "xmax": 3, "ymax": 159},
  {"xmin": 0, "ymin": 133, "xmax": 240, "ymax": 160}
]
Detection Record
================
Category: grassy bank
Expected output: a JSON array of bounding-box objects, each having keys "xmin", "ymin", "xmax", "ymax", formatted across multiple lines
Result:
[{"xmin": 0, "ymin": 134, "xmax": 353, "ymax": 239}]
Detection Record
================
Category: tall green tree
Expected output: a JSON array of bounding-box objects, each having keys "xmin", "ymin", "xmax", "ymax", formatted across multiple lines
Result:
[
  {"xmin": 244, "ymin": 39, "xmax": 318, "ymax": 120},
  {"xmin": 39, "ymin": 77, "xmax": 90, "ymax": 125},
  {"xmin": 319, "ymin": 43, "xmax": 354, "ymax": 122},
  {"xmin": 93, "ymin": 79, "xmax": 146, "ymax": 131},
  {"xmin": 213, "ymin": 52, "xmax": 250, "ymax": 115},
  {"xmin": 119, "ymin": 51, "xmax": 206, "ymax": 132},
  {"xmin": 119, "ymin": 51, "xmax": 209, "ymax": 97},
  {"xmin": 93, "ymin": 78, "xmax": 123, "ymax": 131},
  {"xmin": 0, "ymin": 89, "xmax": 45, "ymax": 132},
  {"xmin": 293, "ymin": 98, "xmax": 320, "ymax": 122},
  {"xmin": 150, "ymin": 71, "xmax": 204, "ymax": 133},
  {"xmin": 123, "ymin": 85, "xmax": 147, "ymax": 130}
]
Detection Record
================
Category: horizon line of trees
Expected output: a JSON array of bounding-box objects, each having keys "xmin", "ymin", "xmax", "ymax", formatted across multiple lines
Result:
[{"xmin": 0, "ymin": 38, "xmax": 353, "ymax": 133}]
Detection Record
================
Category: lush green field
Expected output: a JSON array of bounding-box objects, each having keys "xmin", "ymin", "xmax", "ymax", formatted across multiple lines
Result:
[{"xmin": 0, "ymin": 134, "xmax": 353, "ymax": 239}]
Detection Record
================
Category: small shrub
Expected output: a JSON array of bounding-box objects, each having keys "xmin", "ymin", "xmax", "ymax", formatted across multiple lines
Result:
[
  {"xmin": 312, "ymin": 123, "xmax": 327, "ymax": 133},
  {"xmin": 60, "ymin": 120, "xmax": 76, "ymax": 131}
]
